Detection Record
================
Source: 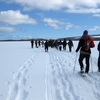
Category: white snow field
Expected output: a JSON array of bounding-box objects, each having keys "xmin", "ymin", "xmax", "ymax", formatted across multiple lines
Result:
[{"xmin": 0, "ymin": 41, "xmax": 100, "ymax": 100}]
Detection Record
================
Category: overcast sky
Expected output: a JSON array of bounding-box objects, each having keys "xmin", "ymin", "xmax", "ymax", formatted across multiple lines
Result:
[{"xmin": 1, "ymin": 0, "xmax": 100, "ymax": 40}]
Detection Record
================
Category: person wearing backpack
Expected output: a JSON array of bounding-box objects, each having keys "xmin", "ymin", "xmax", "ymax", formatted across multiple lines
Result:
[
  {"xmin": 76, "ymin": 30, "xmax": 95, "ymax": 73},
  {"xmin": 97, "ymin": 42, "xmax": 100, "ymax": 72}
]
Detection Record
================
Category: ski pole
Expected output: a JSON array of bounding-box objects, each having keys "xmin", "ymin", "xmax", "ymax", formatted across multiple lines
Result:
[{"xmin": 73, "ymin": 53, "xmax": 78, "ymax": 74}]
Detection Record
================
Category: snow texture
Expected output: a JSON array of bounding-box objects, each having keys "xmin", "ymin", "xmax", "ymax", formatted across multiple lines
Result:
[{"xmin": 0, "ymin": 41, "xmax": 100, "ymax": 100}]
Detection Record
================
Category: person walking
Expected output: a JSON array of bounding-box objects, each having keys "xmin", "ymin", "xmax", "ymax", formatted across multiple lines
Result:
[
  {"xmin": 31, "ymin": 39, "xmax": 34, "ymax": 48},
  {"xmin": 38, "ymin": 40, "xmax": 41, "ymax": 47},
  {"xmin": 97, "ymin": 41, "xmax": 100, "ymax": 72},
  {"xmin": 45, "ymin": 40, "xmax": 49, "ymax": 52},
  {"xmin": 67, "ymin": 39, "xmax": 73, "ymax": 52},
  {"xmin": 35, "ymin": 40, "xmax": 38, "ymax": 48},
  {"xmin": 42, "ymin": 41, "xmax": 44, "ymax": 47},
  {"xmin": 63, "ymin": 39, "xmax": 67, "ymax": 50},
  {"xmin": 76, "ymin": 30, "xmax": 95, "ymax": 73},
  {"xmin": 58, "ymin": 40, "xmax": 62, "ymax": 51}
]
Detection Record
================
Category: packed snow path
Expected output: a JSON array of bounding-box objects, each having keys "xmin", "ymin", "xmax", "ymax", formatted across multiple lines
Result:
[
  {"xmin": 1, "ymin": 42, "xmax": 100, "ymax": 100},
  {"xmin": 6, "ymin": 53, "xmax": 38, "ymax": 100},
  {"xmin": 46, "ymin": 49, "xmax": 100, "ymax": 100},
  {"xmin": 6, "ymin": 48, "xmax": 100, "ymax": 100}
]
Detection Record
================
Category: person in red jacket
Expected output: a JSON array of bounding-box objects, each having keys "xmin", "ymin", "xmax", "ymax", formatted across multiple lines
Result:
[{"xmin": 76, "ymin": 30, "xmax": 95, "ymax": 73}]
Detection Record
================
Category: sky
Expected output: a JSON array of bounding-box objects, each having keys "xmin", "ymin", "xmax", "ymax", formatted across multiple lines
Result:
[
  {"xmin": 1, "ymin": 0, "xmax": 100, "ymax": 40},
  {"xmin": 0, "ymin": 41, "xmax": 100, "ymax": 100}
]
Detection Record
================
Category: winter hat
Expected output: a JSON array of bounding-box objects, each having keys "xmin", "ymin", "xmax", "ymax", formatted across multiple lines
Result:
[
  {"xmin": 83, "ymin": 30, "xmax": 88, "ymax": 35},
  {"xmin": 82, "ymin": 30, "xmax": 89, "ymax": 39}
]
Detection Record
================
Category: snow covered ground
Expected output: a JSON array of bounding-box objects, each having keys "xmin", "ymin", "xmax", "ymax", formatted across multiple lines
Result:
[{"xmin": 0, "ymin": 41, "xmax": 100, "ymax": 100}]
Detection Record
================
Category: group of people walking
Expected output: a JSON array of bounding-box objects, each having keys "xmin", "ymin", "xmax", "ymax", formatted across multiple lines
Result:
[
  {"xmin": 31, "ymin": 40, "xmax": 44, "ymax": 48},
  {"xmin": 52, "ymin": 39, "xmax": 74, "ymax": 52},
  {"xmin": 30, "ymin": 30, "xmax": 100, "ymax": 73},
  {"xmin": 31, "ymin": 39, "xmax": 74, "ymax": 52}
]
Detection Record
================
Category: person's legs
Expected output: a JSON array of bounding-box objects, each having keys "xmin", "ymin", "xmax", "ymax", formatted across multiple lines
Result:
[
  {"xmin": 85, "ymin": 54, "xmax": 90, "ymax": 73},
  {"xmin": 79, "ymin": 54, "xmax": 85, "ymax": 72},
  {"xmin": 69, "ymin": 47, "xmax": 71, "ymax": 52},
  {"xmin": 47, "ymin": 47, "xmax": 48, "ymax": 52}
]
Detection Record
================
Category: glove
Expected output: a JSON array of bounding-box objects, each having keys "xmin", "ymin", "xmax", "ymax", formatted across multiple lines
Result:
[{"xmin": 76, "ymin": 49, "xmax": 78, "ymax": 52}]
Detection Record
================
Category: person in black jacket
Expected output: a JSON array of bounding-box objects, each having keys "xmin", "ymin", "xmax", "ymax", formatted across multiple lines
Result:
[
  {"xmin": 76, "ymin": 30, "xmax": 95, "ymax": 73},
  {"xmin": 62, "ymin": 39, "xmax": 67, "ymax": 50},
  {"xmin": 45, "ymin": 40, "xmax": 48, "ymax": 52},
  {"xmin": 97, "ymin": 42, "xmax": 100, "ymax": 72},
  {"xmin": 58, "ymin": 40, "xmax": 62, "ymax": 51},
  {"xmin": 67, "ymin": 39, "xmax": 73, "ymax": 52},
  {"xmin": 31, "ymin": 39, "xmax": 34, "ymax": 48}
]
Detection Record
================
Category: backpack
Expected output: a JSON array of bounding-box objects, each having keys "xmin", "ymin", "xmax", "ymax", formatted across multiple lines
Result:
[
  {"xmin": 84, "ymin": 40, "xmax": 91, "ymax": 50},
  {"xmin": 83, "ymin": 36, "xmax": 94, "ymax": 51}
]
